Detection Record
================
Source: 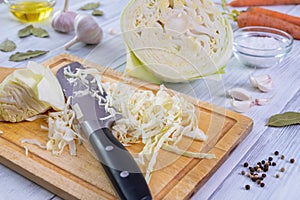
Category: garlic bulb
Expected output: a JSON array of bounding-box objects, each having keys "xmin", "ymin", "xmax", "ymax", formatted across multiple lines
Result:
[
  {"xmin": 52, "ymin": 0, "xmax": 77, "ymax": 33},
  {"xmin": 64, "ymin": 14, "xmax": 103, "ymax": 50}
]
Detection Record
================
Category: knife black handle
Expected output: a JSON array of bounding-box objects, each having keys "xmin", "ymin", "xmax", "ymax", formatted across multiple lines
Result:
[{"xmin": 89, "ymin": 127, "xmax": 152, "ymax": 200}]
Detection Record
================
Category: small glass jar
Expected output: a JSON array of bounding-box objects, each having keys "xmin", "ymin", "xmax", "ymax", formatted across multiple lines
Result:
[
  {"xmin": 4, "ymin": 0, "xmax": 56, "ymax": 23},
  {"xmin": 233, "ymin": 26, "xmax": 293, "ymax": 68}
]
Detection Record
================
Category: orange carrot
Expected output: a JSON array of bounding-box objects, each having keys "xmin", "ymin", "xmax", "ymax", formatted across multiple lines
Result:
[
  {"xmin": 247, "ymin": 7, "xmax": 300, "ymax": 26},
  {"xmin": 229, "ymin": 0, "xmax": 300, "ymax": 7},
  {"xmin": 237, "ymin": 11, "xmax": 300, "ymax": 39}
]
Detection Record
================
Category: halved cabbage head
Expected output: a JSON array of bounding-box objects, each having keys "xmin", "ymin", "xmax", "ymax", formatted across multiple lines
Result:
[
  {"xmin": 0, "ymin": 61, "xmax": 65, "ymax": 122},
  {"xmin": 121, "ymin": 0, "xmax": 233, "ymax": 83}
]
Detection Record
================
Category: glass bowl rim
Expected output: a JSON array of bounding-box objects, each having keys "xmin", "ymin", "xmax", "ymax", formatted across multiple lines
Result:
[{"xmin": 233, "ymin": 26, "xmax": 294, "ymax": 53}]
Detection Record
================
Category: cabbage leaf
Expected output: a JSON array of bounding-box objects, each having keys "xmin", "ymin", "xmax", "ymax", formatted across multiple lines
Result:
[{"xmin": 0, "ymin": 61, "xmax": 65, "ymax": 122}]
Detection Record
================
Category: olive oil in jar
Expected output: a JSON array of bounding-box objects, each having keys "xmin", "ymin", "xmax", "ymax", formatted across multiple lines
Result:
[{"xmin": 9, "ymin": 1, "xmax": 55, "ymax": 23}]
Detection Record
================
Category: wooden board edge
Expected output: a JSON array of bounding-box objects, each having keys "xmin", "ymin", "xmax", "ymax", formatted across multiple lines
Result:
[
  {"xmin": 0, "ymin": 53, "xmax": 254, "ymax": 200},
  {"xmin": 42, "ymin": 53, "xmax": 255, "ymax": 199},
  {"xmin": 156, "ymin": 117, "xmax": 253, "ymax": 199},
  {"xmin": 0, "ymin": 137, "xmax": 116, "ymax": 200}
]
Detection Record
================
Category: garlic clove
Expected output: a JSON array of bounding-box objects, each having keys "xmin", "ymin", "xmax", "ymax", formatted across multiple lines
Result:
[
  {"xmin": 230, "ymin": 99, "xmax": 254, "ymax": 113},
  {"xmin": 64, "ymin": 14, "xmax": 103, "ymax": 50},
  {"xmin": 249, "ymin": 76, "xmax": 258, "ymax": 88},
  {"xmin": 228, "ymin": 87, "xmax": 252, "ymax": 101},
  {"xmin": 249, "ymin": 74, "xmax": 274, "ymax": 92},
  {"xmin": 52, "ymin": 11, "xmax": 77, "ymax": 33},
  {"xmin": 257, "ymin": 80, "xmax": 274, "ymax": 92}
]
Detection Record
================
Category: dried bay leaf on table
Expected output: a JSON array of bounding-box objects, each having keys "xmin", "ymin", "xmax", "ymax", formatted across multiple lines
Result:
[
  {"xmin": 9, "ymin": 50, "xmax": 48, "ymax": 62},
  {"xmin": 0, "ymin": 39, "xmax": 16, "ymax": 52},
  {"xmin": 79, "ymin": 2, "xmax": 100, "ymax": 10},
  {"xmin": 31, "ymin": 27, "xmax": 49, "ymax": 38},
  {"xmin": 18, "ymin": 25, "xmax": 49, "ymax": 38},
  {"xmin": 18, "ymin": 25, "xmax": 34, "ymax": 38},
  {"xmin": 266, "ymin": 112, "xmax": 300, "ymax": 127},
  {"xmin": 92, "ymin": 9, "xmax": 104, "ymax": 16}
]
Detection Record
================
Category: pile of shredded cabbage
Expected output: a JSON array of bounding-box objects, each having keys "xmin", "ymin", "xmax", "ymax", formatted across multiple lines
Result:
[
  {"xmin": 45, "ymin": 97, "xmax": 81, "ymax": 156},
  {"xmin": 20, "ymin": 67, "xmax": 215, "ymax": 182},
  {"xmin": 21, "ymin": 98, "xmax": 81, "ymax": 156},
  {"xmin": 103, "ymin": 82, "xmax": 215, "ymax": 182}
]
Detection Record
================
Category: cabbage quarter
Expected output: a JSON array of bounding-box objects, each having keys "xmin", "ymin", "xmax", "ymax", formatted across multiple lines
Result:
[{"xmin": 121, "ymin": 0, "xmax": 233, "ymax": 83}]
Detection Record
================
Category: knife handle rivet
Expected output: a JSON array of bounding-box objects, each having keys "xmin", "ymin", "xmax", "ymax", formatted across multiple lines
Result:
[
  {"xmin": 105, "ymin": 146, "xmax": 114, "ymax": 151},
  {"xmin": 120, "ymin": 171, "xmax": 129, "ymax": 178}
]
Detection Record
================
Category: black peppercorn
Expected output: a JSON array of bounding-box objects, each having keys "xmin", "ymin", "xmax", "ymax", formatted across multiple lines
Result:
[
  {"xmin": 268, "ymin": 157, "xmax": 273, "ymax": 162},
  {"xmin": 244, "ymin": 162, "xmax": 249, "ymax": 167},
  {"xmin": 281, "ymin": 155, "xmax": 285, "ymax": 160},
  {"xmin": 290, "ymin": 158, "xmax": 295, "ymax": 164},
  {"xmin": 274, "ymin": 151, "xmax": 279, "ymax": 156},
  {"xmin": 262, "ymin": 173, "xmax": 267, "ymax": 178},
  {"xmin": 241, "ymin": 170, "xmax": 246, "ymax": 175},
  {"xmin": 260, "ymin": 182, "xmax": 265, "ymax": 187},
  {"xmin": 245, "ymin": 185, "xmax": 250, "ymax": 190},
  {"xmin": 272, "ymin": 162, "xmax": 276, "ymax": 166}
]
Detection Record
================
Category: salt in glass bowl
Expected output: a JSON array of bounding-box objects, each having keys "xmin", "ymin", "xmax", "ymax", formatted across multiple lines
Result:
[{"xmin": 233, "ymin": 26, "xmax": 293, "ymax": 68}]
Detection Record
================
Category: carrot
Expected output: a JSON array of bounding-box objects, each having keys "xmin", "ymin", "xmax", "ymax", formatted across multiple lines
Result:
[
  {"xmin": 229, "ymin": 0, "xmax": 300, "ymax": 7},
  {"xmin": 237, "ymin": 11, "xmax": 300, "ymax": 39},
  {"xmin": 247, "ymin": 7, "xmax": 300, "ymax": 26}
]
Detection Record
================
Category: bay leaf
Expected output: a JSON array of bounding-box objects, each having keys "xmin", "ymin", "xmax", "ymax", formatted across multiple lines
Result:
[
  {"xmin": 9, "ymin": 50, "xmax": 48, "ymax": 62},
  {"xmin": 0, "ymin": 39, "xmax": 16, "ymax": 52},
  {"xmin": 92, "ymin": 9, "xmax": 104, "ymax": 16},
  {"xmin": 18, "ymin": 25, "xmax": 34, "ymax": 38},
  {"xmin": 79, "ymin": 2, "xmax": 100, "ymax": 10},
  {"xmin": 266, "ymin": 112, "xmax": 300, "ymax": 127},
  {"xmin": 31, "ymin": 27, "xmax": 49, "ymax": 38}
]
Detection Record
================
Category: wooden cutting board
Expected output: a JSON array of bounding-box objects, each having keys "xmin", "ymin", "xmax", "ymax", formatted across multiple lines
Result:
[{"xmin": 0, "ymin": 54, "xmax": 253, "ymax": 200}]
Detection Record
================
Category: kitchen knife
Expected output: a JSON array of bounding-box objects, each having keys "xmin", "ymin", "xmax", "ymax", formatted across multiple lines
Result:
[{"xmin": 56, "ymin": 62, "xmax": 152, "ymax": 200}]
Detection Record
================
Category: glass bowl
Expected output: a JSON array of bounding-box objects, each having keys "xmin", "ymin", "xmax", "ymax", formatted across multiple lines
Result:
[
  {"xmin": 233, "ymin": 26, "xmax": 293, "ymax": 68},
  {"xmin": 4, "ymin": 0, "xmax": 56, "ymax": 23}
]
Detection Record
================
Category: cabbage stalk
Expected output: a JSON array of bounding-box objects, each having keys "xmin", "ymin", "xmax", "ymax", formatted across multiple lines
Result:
[
  {"xmin": 0, "ymin": 61, "xmax": 65, "ymax": 122},
  {"xmin": 121, "ymin": 0, "xmax": 233, "ymax": 83}
]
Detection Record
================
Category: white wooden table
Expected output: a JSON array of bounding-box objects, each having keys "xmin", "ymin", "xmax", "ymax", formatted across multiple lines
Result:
[{"xmin": 0, "ymin": 0, "xmax": 299, "ymax": 199}]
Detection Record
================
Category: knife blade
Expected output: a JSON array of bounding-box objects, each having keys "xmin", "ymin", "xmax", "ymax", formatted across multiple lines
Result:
[{"xmin": 56, "ymin": 62, "xmax": 152, "ymax": 200}]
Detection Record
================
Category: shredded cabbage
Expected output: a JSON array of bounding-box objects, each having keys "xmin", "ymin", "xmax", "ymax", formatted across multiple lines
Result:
[
  {"xmin": 12, "ymin": 65, "xmax": 215, "ymax": 181},
  {"xmin": 121, "ymin": 0, "xmax": 233, "ymax": 83},
  {"xmin": 103, "ymin": 82, "xmax": 215, "ymax": 182},
  {"xmin": 45, "ymin": 97, "xmax": 82, "ymax": 156}
]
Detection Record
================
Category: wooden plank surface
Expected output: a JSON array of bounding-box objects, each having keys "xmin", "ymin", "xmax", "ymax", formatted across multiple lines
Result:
[{"xmin": 0, "ymin": 54, "xmax": 253, "ymax": 199}]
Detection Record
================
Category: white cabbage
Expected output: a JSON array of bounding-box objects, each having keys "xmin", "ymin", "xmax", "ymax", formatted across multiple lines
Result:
[
  {"xmin": 121, "ymin": 0, "xmax": 233, "ymax": 83},
  {"xmin": 0, "ymin": 61, "xmax": 65, "ymax": 122}
]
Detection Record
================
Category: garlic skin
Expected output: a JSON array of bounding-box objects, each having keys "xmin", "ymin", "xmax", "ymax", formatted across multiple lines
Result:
[
  {"xmin": 52, "ymin": 11, "xmax": 77, "ymax": 33},
  {"xmin": 230, "ymin": 99, "xmax": 254, "ymax": 113},
  {"xmin": 255, "ymin": 98, "xmax": 271, "ymax": 106},
  {"xmin": 228, "ymin": 87, "xmax": 252, "ymax": 101},
  {"xmin": 64, "ymin": 14, "xmax": 103, "ymax": 50},
  {"xmin": 250, "ymin": 74, "xmax": 274, "ymax": 92}
]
